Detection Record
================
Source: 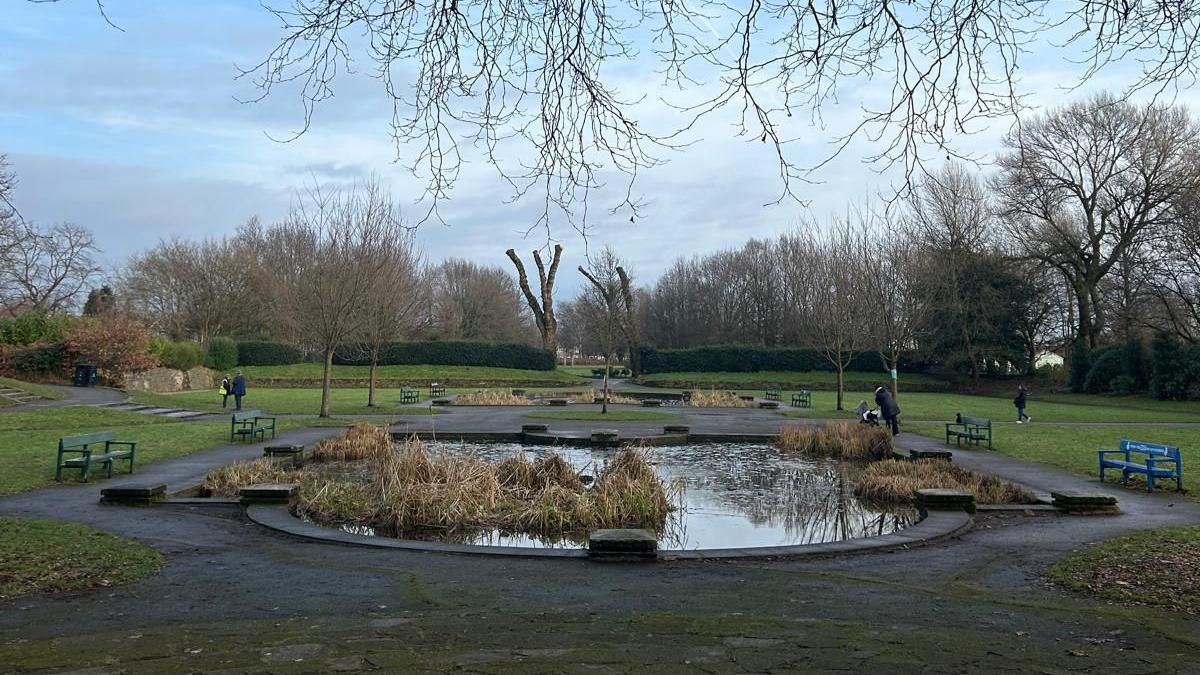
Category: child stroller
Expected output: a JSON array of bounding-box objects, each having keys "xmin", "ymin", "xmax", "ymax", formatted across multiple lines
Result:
[{"xmin": 854, "ymin": 401, "xmax": 881, "ymax": 427}]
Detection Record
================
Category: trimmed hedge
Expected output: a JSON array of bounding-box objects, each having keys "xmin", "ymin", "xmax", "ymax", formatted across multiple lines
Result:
[
  {"xmin": 333, "ymin": 341, "xmax": 555, "ymax": 371},
  {"xmin": 205, "ymin": 337, "xmax": 238, "ymax": 372},
  {"xmin": 1, "ymin": 343, "xmax": 67, "ymax": 377},
  {"xmin": 638, "ymin": 345, "xmax": 927, "ymax": 374},
  {"xmin": 237, "ymin": 341, "xmax": 305, "ymax": 366},
  {"xmin": 154, "ymin": 341, "xmax": 204, "ymax": 371}
]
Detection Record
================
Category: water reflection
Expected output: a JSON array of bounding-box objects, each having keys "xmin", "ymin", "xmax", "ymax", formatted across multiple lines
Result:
[{"xmin": 376, "ymin": 441, "xmax": 915, "ymax": 550}]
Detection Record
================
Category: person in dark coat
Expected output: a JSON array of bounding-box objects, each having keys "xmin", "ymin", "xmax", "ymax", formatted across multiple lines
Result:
[
  {"xmin": 1014, "ymin": 384, "xmax": 1030, "ymax": 423},
  {"xmin": 220, "ymin": 375, "xmax": 232, "ymax": 409},
  {"xmin": 874, "ymin": 385, "xmax": 901, "ymax": 436},
  {"xmin": 232, "ymin": 371, "xmax": 247, "ymax": 411}
]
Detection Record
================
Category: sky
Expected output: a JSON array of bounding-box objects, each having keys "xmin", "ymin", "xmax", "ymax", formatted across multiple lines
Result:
[{"xmin": 2, "ymin": 0, "xmax": 1192, "ymax": 296}]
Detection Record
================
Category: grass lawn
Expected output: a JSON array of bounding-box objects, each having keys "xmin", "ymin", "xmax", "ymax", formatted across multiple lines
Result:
[
  {"xmin": 906, "ymin": 422, "xmax": 1199, "ymax": 491},
  {"xmin": 637, "ymin": 370, "xmax": 948, "ymax": 391},
  {"xmin": 0, "ymin": 376, "xmax": 66, "ymax": 405},
  {"xmin": 238, "ymin": 364, "xmax": 581, "ymax": 387},
  {"xmin": 1049, "ymin": 525, "xmax": 1200, "ymax": 614},
  {"xmin": 0, "ymin": 517, "xmax": 164, "ymax": 599},
  {"xmin": 131, "ymin": 388, "xmax": 439, "ymax": 416},
  {"xmin": 0, "ymin": 407, "xmax": 312, "ymax": 495},
  {"xmin": 527, "ymin": 410, "xmax": 680, "ymax": 421},
  {"xmin": 784, "ymin": 391, "xmax": 1200, "ymax": 424}
]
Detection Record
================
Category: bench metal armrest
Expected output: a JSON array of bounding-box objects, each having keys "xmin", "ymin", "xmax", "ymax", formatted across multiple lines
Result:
[
  {"xmin": 105, "ymin": 441, "xmax": 136, "ymax": 449},
  {"xmin": 254, "ymin": 416, "xmax": 276, "ymax": 425},
  {"xmin": 1097, "ymin": 449, "xmax": 1125, "ymax": 457},
  {"xmin": 58, "ymin": 447, "xmax": 91, "ymax": 457},
  {"xmin": 1144, "ymin": 456, "xmax": 1180, "ymax": 466}
]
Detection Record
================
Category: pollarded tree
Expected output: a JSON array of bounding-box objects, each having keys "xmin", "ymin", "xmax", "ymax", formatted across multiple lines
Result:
[
  {"xmin": 506, "ymin": 245, "xmax": 563, "ymax": 355},
  {"xmin": 994, "ymin": 93, "xmax": 1200, "ymax": 351}
]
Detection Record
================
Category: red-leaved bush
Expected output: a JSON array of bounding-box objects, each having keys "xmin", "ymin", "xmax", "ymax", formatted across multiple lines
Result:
[{"xmin": 64, "ymin": 313, "xmax": 158, "ymax": 384}]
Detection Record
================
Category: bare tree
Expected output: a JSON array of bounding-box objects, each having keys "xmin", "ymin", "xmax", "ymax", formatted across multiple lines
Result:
[
  {"xmin": 578, "ymin": 254, "xmax": 625, "ymax": 414},
  {"xmin": 804, "ymin": 224, "xmax": 869, "ymax": 411},
  {"xmin": 859, "ymin": 211, "xmax": 925, "ymax": 398},
  {"xmin": 120, "ymin": 234, "xmax": 265, "ymax": 342},
  {"xmin": 429, "ymin": 260, "xmax": 530, "ymax": 342},
  {"xmin": 994, "ymin": 93, "xmax": 1200, "ymax": 351},
  {"xmin": 261, "ymin": 182, "xmax": 412, "ymax": 418},
  {"xmin": 506, "ymin": 245, "xmax": 563, "ymax": 355},
  {"xmin": 242, "ymin": 1, "xmax": 1200, "ymax": 231},
  {"xmin": 1, "ymin": 222, "xmax": 101, "ymax": 316},
  {"xmin": 359, "ymin": 227, "xmax": 424, "ymax": 407}
]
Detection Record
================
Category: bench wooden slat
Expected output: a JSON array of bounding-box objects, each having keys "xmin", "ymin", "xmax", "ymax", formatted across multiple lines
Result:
[{"xmin": 60, "ymin": 431, "xmax": 117, "ymax": 448}]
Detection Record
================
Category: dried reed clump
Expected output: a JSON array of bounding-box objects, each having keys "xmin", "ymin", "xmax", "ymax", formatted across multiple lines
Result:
[
  {"xmin": 687, "ymin": 389, "xmax": 752, "ymax": 407},
  {"xmin": 203, "ymin": 458, "xmax": 299, "ymax": 496},
  {"xmin": 454, "ymin": 390, "xmax": 531, "ymax": 405},
  {"xmin": 573, "ymin": 389, "xmax": 641, "ymax": 405},
  {"xmin": 777, "ymin": 423, "xmax": 893, "ymax": 462},
  {"xmin": 307, "ymin": 423, "xmax": 395, "ymax": 463},
  {"xmin": 292, "ymin": 429, "xmax": 673, "ymax": 538},
  {"xmin": 855, "ymin": 459, "xmax": 1037, "ymax": 505}
]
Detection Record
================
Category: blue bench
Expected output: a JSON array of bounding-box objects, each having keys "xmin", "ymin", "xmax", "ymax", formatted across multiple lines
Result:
[
  {"xmin": 945, "ymin": 415, "xmax": 992, "ymax": 449},
  {"xmin": 1098, "ymin": 440, "xmax": 1183, "ymax": 492}
]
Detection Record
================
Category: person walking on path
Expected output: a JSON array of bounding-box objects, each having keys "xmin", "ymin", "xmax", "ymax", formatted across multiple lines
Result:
[
  {"xmin": 232, "ymin": 371, "xmax": 247, "ymax": 411},
  {"xmin": 219, "ymin": 375, "xmax": 232, "ymax": 409},
  {"xmin": 874, "ymin": 386, "xmax": 901, "ymax": 436},
  {"xmin": 1015, "ymin": 384, "xmax": 1031, "ymax": 423}
]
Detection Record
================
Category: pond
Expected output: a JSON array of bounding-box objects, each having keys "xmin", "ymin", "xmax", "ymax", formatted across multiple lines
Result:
[{"xmin": 328, "ymin": 441, "xmax": 913, "ymax": 551}]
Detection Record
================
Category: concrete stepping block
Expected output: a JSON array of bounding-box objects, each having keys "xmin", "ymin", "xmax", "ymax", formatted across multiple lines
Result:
[
  {"xmin": 909, "ymin": 448, "xmax": 953, "ymax": 461},
  {"xmin": 100, "ymin": 483, "xmax": 166, "ymax": 505},
  {"xmin": 641, "ymin": 399, "xmax": 663, "ymax": 407},
  {"xmin": 240, "ymin": 483, "xmax": 297, "ymax": 504},
  {"xmin": 1051, "ymin": 491, "xmax": 1119, "ymax": 514},
  {"xmin": 264, "ymin": 444, "xmax": 305, "ymax": 461},
  {"xmin": 430, "ymin": 398, "xmax": 452, "ymax": 407},
  {"xmin": 590, "ymin": 429, "xmax": 619, "ymax": 442},
  {"xmin": 915, "ymin": 488, "xmax": 976, "ymax": 514},
  {"xmin": 521, "ymin": 423, "xmax": 550, "ymax": 434},
  {"xmin": 758, "ymin": 401, "xmax": 780, "ymax": 409},
  {"xmin": 547, "ymin": 398, "xmax": 570, "ymax": 407},
  {"xmin": 663, "ymin": 425, "xmax": 690, "ymax": 435},
  {"xmin": 589, "ymin": 529, "xmax": 657, "ymax": 560}
]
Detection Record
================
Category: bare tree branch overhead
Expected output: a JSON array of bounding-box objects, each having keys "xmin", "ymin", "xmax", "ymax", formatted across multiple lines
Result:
[{"xmin": 232, "ymin": 1, "xmax": 1200, "ymax": 232}]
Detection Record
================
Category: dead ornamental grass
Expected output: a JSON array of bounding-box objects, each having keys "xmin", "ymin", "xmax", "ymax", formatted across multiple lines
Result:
[
  {"xmin": 855, "ymin": 459, "xmax": 1037, "ymax": 505},
  {"xmin": 294, "ymin": 431, "xmax": 674, "ymax": 537},
  {"xmin": 777, "ymin": 423, "xmax": 894, "ymax": 462},
  {"xmin": 308, "ymin": 423, "xmax": 394, "ymax": 462},
  {"xmin": 573, "ymin": 389, "xmax": 641, "ymax": 405},
  {"xmin": 454, "ymin": 390, "xmax": 531, "ymax": 406},
  {"xmin": 203, "ymin": 458, "xmax": 300, "ymax": 496},
  {"xmin": 687, "ymin": 389, "xmax": 752, "ymax": 408}
]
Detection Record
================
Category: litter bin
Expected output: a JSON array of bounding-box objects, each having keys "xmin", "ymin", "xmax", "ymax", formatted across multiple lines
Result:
[{"xmin": 72, "ymin": 364, "xmax": 97, "ymax": 387}]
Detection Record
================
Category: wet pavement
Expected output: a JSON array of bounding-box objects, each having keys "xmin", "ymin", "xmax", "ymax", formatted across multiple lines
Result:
[{"xmin": 2, "ymin": 403, "xmax": 1199, "ymax": 673}]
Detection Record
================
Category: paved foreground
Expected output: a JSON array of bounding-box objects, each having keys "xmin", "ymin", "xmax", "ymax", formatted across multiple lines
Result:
[{"xmin": 1, "ymin": 408, "xmax": 1198, "ymax": 673}]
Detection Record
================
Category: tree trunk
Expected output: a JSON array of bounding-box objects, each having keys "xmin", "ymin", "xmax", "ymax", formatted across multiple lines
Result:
[
  {"xmin": 835, "ymin": 362, "xmax": 845, "ymax": 411},
  {"xmin": 602, "ymin": 357, "xmax": 610, "ymax": 415},
  {"xmin": 319, "ymin": 348, "xmax": 334, "ymax": 418},
  {"xmin": 367, "ymin": 347, "xmax": 379, "ymax": 407}
]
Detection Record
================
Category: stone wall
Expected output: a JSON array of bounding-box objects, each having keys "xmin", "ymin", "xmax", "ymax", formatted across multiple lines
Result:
[{"xmin": 124, "ymin": 366, "xmax": 217, "ymax": 393}]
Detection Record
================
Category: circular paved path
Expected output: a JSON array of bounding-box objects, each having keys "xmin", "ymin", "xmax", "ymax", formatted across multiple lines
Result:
[{"xmin": 1, "ymin": 402, "xmax": 1198, "ymax": 673}]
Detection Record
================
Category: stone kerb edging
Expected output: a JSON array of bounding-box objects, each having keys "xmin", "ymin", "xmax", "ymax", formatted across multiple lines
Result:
[{"xmin": 245, "ymin": 504, "xmax": 971, "ymax": 561}]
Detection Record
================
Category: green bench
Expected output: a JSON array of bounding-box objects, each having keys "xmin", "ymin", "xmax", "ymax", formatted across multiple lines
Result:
[
  {"xmin": 400, "ymin": 388, "xmax": 420, "ymax": 404},
  {"xmin": 791, "ymin": 390, "xmax": 812, "ymax": 408},
  {"xmin": 56, "ymin": 431, "xmax": 136, "ymax": 482},
  {"xmin": 230, "ymin": 410, "xmax": 276, "ymax": 443},
  {"xmin": 765, "ymin": 387, "xmax": 782, "ymax": 402},
  {"xmin": 429, "ymin": 383, "xmax": 446, "ymax": 398},
  {"xmin": 945, "ymin": 415, "xmax": 992, "ymax": 449}
]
